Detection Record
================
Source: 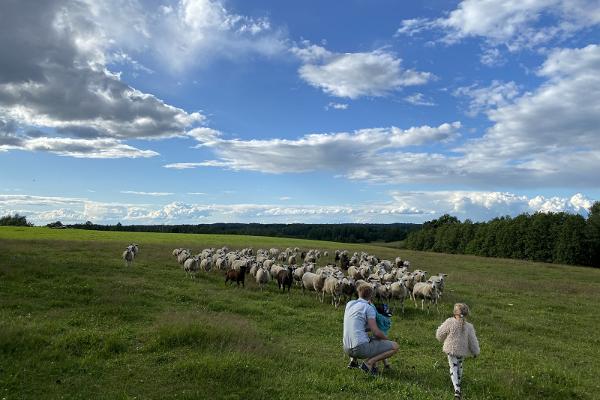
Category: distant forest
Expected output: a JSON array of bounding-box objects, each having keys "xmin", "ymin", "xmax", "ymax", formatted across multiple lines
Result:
[
  {"xmin": 405, "ymin": 202, "xmax": 600, "ymax": 267},
  {"xmin": 65, "ymin": 222, "xmax": 421, "ymax": 244}
]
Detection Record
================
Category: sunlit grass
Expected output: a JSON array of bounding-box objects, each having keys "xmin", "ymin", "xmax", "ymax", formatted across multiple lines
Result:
[{"xmin": 1, "ymin": 227, "xmax": 599, "ymax": 399}]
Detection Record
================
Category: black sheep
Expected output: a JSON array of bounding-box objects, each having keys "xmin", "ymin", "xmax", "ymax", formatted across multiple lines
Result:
[{"xmin": 225, "ymin": 266, "xmax": 247, "ymax": 287}]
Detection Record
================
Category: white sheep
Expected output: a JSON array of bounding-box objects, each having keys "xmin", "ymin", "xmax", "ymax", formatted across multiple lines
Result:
[
  {"xmin": 323, "ymin": 277, "xmax": 343, "ymax": 308},
  {"xmin": 412, "ymin": 281, "xmax": 440, "ymax": 314},
  {"xmin": 428, "ymin": 273, "xmax": 448, "ymax": 295},
  {"xmin": 184, "ymin": 256, "xmax": 200, "ymax": 278},
  {"xmin": 122, "ymin": 248, "xmax": 134, "ymax": 267},
  {"xmin": 256, "ymin": 267, "xmax": 271, "ymax": 291},
  {"xmin": 390, "ymin": 281, "xmax": 409, "ymax": 315}
]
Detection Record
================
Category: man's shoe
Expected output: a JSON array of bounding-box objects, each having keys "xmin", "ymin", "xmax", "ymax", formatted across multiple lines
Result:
[
  {"xmin": 347, "ymin": 360, "xmax": 359, "ymax": 369},
  {"xmin": 360, "ymin": 362, "xmax": 378, "ymax": 376}
]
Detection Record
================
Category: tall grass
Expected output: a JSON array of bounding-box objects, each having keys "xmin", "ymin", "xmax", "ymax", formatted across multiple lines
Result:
[{"xmin": 1, "ymin": 227, "xmax": 599, "ymax": 399}]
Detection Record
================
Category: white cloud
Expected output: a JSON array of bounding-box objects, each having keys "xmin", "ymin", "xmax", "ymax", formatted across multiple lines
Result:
[
  {"xmin": 163, "ymin": 162, "xmax": 207, "ymax": 170},
  {"xmin": 390, "ymin": 191, "xmax": 595, "ymax": 221},
  {"xmin": 397, "ymin": 0, "xmax": 600, "ymax": 53},
  {"xmin": 120, "ymin": 191, "xmax": 174, "ymax": 196},
  {"xmin": 166, "ymin": 122, "xmax": 462, "ymax": 179},
  {"xmin": 0, "ymin": 0, "xmax": 204, "ymax": 159},
  {"xmin": 279, "ymin": 196, "xmax": 292, "ymax": 201},
  {"xmin": 459, "ymin": 44, "xmax": 600, "ymax": 186},
  {"xmin": 1, "ymin": 192, "xmax": 594, "ymax": 225},
  {"xmin": 454, "ymin": 81, "xmax": 520, "ymax": 116},
  {"xmin": 142, "ymin": 0, "xmax": 286, "ymax": 72},
  {"xmin": 325, "ymin": 102, "xmax": 349, "ymax": 110},
  {"xmin": 0, "ymin": 137, "xmax": 158, "ymax": 158},
  {"xmin": 291, "ymin": 43, "xmax": 433, "ymax": 99},
  {"xmin": 404, "ymin": 93, "xmax": 436, "ymax": 106}
]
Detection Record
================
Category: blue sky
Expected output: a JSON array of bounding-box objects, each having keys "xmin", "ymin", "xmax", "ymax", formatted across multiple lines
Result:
[{"xmin": 1, "ymin": 0, "xmax": 599, "ymax": 224}]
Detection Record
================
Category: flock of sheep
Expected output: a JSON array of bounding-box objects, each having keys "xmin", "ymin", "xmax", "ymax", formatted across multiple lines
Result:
[{"xmin": 169, "ymin": 246, "xmax": 448, "ymax": 314}]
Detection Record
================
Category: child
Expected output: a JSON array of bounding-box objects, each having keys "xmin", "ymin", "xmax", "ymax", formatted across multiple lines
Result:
[
  {"xmin": 347, "ymin": 302, "xmax": 393, "ymax": 371},
  {"xmin": 436, "ymin": 303, "xmax": 480, "ymax": 399}
]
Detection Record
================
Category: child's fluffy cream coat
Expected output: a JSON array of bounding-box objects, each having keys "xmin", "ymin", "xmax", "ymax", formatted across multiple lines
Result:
[{"xmin": 436, "ymin": 317, "xmax": 480, "ymax": 357}]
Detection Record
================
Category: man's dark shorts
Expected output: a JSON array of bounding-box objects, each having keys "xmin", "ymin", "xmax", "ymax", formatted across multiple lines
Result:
[{"xmin": 344, "ymin": 339, "xmax": 395, "ymax": 359}]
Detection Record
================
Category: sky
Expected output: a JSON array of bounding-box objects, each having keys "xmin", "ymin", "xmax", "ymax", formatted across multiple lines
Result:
[{"xmin": 1, "ymin": 0, "xmax": 599, "ymax": 225}]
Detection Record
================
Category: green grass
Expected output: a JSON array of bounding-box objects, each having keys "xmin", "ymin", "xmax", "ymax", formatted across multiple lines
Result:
[{"xmin": 1, "ymin": 226, "xmax": 599, "ymax": 399}]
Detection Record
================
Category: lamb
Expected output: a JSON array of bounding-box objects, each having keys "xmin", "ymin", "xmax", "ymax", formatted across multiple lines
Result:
[
  {"xmin": 323, "ymin": 276, "xmax": 343, "ymax": 308},
  {"xmin": 276, "ymin": 267, "xmax": 294, "ymax": 293},
  {"xmin": 255, "ymin": 267, "xmax": 271, "ymax": 291},
  {"xmin": 288, "ymin": 255, "xmax": 297, "ymax": 265},
  {"xmin": 122, "ymin": 248, "xmax": 134, "ymax": 267},
  {"xmin": 412, "ymin": 281, "xmax": 440, "ymax": 314},
  {"xmin": 225, "ymin": 266, "xmax": 247, "ymax": 287}
]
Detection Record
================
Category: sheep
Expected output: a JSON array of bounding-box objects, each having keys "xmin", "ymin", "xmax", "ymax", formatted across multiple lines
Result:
[
  {"xmin": 412, "ymin": 281, "xmax": 440, "ymax": 314},
  {"xmin": 375, "ymin": 282, "xmax": 392, "ymax": 303},
  {"xmin": 122, "ymin": 248, "xmax": 134, "ymax": 267},
  {"xmin": 277, "ymin": 267, "xmax": 294, "ymax": 293},
  {"xmin": 288, "ymin": 254, "xmax": 297, "ymax": 265},
  {"xmin": 301, "ymin": 272, "xmax": 317, "ymax": 294},
  {"xmin": 323, "ymin": 251, "xmax": 329, "ymax": 257},
  {"xmin": 177, "ymin": 250, "xmax": 191, "ymax": 265},
  {"xmin": 128, "ymin": 243, "xmax": 139, "ymax": 256},
  {"xmin": 312, "ymin": 272, "xmax": 328, "ymax": 302},
  {"xmin": 225, "ymin": 266, "xmax": 247, "ymax": 287},
  {"xmin": 340, "ymin": 277, "xmax": 356, "ymax": 302},
  {"xmin": 413, "ymin": 269, "xmax": 428, "ymax": 283},
  {"xmin": 184, "ymin": 256, "xmax": 200, "ymax": 278},
  {"xmin": 323, "ymin": 276, "xmax": 343, "ymax": 308},
  {"xmin": 255, "ymin": 267, "xmax": 271, "ymax": 291},
  {"xmin": 428, "ymin": 273, "xmax": 448, "ymax": 296},
  {"xmin": 390, "ymin": 281, "xmax": 409, "ymax": 315},
  {"xmin": 231, "ymin": 258, "xmax": 249, "ymax": 272},
  {"xmin": 200, "ymin": 257, "xmax": 212, "ymax": 272}
]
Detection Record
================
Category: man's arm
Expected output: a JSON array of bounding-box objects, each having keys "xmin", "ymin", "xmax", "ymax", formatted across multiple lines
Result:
[{"xmin": 367, "ymin": 317, "xmax": 387, "ymax": 340}]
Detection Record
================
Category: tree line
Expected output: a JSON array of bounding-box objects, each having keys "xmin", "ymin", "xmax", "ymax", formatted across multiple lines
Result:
[
  {"xmin": 405, "ymin": 202, "xmax": 600, "ymax": 267},
  {"xmin": 64, "ymin": 221, "xmax": 421, "ymax": 244}
]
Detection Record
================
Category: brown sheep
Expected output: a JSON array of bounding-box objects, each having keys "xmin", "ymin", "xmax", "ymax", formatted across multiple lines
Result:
[
  {"xmin": 225, "ymin": 266, "xmax": 247, "ymax": 287},
  {"xmin": 277, "ymin": 267, "xmax": 294, "ymax": 293}
]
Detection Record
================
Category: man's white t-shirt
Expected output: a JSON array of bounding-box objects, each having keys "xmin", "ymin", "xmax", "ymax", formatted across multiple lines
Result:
[{"xmin": 343, "ymin": 298, "xmax": 376, "ymax": 351}]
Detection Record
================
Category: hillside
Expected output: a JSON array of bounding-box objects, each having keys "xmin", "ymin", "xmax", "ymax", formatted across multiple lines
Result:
[{"xmin": 1, "ymin": 227, "xmax": 599, "ymax": 399}]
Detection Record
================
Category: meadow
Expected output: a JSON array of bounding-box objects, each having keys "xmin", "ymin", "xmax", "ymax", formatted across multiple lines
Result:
[{"xmin": 1, "ymin": 227, "xmax": 599, "ymax": 399}]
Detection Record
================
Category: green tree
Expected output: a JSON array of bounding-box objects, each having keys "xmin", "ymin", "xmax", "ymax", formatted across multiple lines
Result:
[
  {"xmin": 587, "ymin": 202, "xmax": 600, "ymax": 267},
  {"xmin": 0, "ymin": 213, "xmax": 33, "ymax": 226}
]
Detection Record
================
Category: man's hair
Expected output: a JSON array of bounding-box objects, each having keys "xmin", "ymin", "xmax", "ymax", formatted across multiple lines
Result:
[{"xmin": 357, "ymin": 283, "xmax": 373, "ymax": 300}]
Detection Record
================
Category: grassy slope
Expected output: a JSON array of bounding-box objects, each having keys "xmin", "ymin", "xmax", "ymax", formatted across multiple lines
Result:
[{"xmin": 1, "ymin": 227, "xmax": 599, "ymax": 400}]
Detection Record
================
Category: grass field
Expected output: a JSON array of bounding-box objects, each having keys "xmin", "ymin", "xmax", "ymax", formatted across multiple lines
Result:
[{"xmin": 1, "ymin": 227, "xmax": 599, "ymax": 399}]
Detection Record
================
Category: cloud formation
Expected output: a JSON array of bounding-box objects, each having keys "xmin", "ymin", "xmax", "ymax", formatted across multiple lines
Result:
[
  {"xmin": 1, "ymin": 192, "xmax": 594, "ymax": 225},
  {"xmin": 165, "ymin": 122, "xmax": 462, "ymax": 180},
  {"xmin": 291, "ymin": 43, "xmax": 433, "ymax": 98},
  {"xmin": 398, "ymin": 0, "xmax": 600, "ymax": 51},
  {"xmin": 459, "ymin": 44, "xmax": 600, "ymax": 186},
  {"xmin": 0, "ymin": 0, "xmax": 207, "ymax": 158}
]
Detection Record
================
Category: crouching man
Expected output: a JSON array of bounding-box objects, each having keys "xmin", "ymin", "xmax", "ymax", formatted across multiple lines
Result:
[{"xmin": 342, "ymin": 283, "xmax": 398, "ymax": 375}]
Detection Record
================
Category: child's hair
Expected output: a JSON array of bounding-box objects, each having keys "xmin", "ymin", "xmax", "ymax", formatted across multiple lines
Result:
[{"xmin": 453, "ymin": 303, "xmax": 470, "ymax": 331}]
